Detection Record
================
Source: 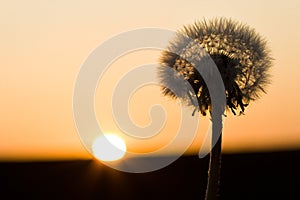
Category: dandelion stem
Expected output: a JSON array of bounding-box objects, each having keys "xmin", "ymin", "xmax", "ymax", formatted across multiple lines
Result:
[{"xmin": 205, "ymin": 116, "xmax": 222, "ymax": 200}]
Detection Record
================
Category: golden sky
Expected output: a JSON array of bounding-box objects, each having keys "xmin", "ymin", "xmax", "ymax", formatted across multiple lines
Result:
[{"xmin": 1, "ymin": 0, "xmax": 300, "ymax": 160}]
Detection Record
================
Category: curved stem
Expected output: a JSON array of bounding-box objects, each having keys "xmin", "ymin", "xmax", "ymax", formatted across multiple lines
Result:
[{"xmin": 205, "ymin": 123, "xmax": 222, "ymax": 200}]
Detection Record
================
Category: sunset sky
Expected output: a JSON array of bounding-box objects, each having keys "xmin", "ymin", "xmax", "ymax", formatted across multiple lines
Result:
[{"xmin": 1, "ymin": 0, "xmax": 300, "ymax": 161}]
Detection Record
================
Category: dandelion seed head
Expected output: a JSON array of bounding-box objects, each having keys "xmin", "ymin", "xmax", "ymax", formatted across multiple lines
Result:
[{"xmin": 158, "ymin": 17, "xmax": 273, "ymax": 116}]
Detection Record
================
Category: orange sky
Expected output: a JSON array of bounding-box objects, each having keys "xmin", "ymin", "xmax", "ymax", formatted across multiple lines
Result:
[{"xmin": 1, "ymin": 0, "xmax": 300, "ymax": 160}]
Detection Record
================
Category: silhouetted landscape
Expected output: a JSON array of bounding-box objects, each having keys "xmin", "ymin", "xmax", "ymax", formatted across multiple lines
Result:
[{"xmin": 1, "ymin": 150, "xmax": 299, "ymax": 200}]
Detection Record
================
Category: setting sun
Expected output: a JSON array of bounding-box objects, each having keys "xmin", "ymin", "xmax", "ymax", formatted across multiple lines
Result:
[{"xmin": 92, "ymin": 134, "xmax": 127, "ymax": 162}]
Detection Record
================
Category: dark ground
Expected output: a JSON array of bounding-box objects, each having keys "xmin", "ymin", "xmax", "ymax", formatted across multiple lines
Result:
[{"xmin": 0, "ymin": 150, "xmax": 299, "ymax": 200}]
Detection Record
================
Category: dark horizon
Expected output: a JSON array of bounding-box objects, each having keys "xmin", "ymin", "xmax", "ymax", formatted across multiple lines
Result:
[{"xmin": 1, "ymin": 149, "xmax": 299, "ymax": 200}]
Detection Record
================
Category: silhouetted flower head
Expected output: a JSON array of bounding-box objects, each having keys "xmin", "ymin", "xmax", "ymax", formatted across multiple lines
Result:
[{"xmin": 158, "ymin": 18, "xmax": 272, "ymax": 116}]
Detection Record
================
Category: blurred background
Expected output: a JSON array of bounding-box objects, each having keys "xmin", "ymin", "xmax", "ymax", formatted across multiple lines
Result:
[{"xmin": 0, "ymin": 0, "xmax": 299, "ymax": 199}]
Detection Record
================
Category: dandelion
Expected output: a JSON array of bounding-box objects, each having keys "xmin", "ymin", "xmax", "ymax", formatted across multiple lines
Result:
[{"xmin": 158, "ymin": 17, "xmax": 272, "ymax": 200}]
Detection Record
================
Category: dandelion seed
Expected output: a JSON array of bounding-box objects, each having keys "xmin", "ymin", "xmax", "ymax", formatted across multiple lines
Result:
[{"xmin": 158, "ymin": 17, "xmax": 272, "ymax": 116}]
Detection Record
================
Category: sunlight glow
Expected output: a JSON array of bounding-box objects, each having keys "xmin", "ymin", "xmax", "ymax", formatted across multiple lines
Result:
[{"xmin": 92, "ymin": 134, "xmax": 127, "ymax": 161}]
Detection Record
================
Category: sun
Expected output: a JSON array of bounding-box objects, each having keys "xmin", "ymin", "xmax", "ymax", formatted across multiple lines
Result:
[{"xmin": 92, "ymin": 134, "xmax": 127, "ymax": 162}]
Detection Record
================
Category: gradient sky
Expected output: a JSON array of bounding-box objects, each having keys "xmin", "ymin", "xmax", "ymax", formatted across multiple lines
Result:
[{"xmin": 1, "ymin": 0, "xmax": 300, "ymax": 160}]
